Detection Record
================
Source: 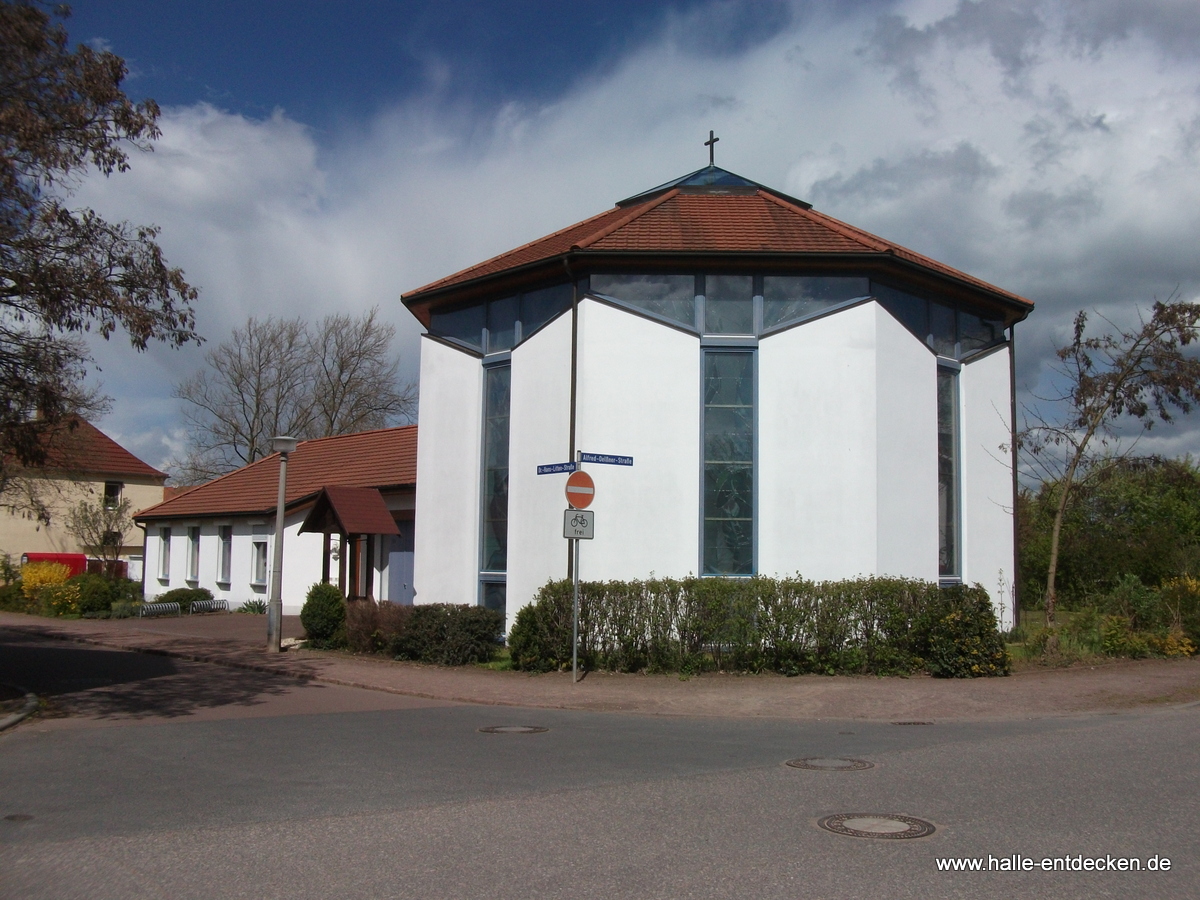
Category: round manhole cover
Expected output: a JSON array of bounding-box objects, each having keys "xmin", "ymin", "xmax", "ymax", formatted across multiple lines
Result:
[
  {"xmin": 477, "ymin": 725, "xmax": 548, "ymax": 734},
  {"xmin": 818, "ymin": 814, "xmax": 935, "ymax": 839},
  {"xmin": 786, "ymin": 757, "xmax": 874, "ymax": 771}
]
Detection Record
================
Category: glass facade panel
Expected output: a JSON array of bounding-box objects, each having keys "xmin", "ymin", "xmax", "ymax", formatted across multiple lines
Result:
[
  {"xmin": 486, "ymin": 295, "xmax": 519, "ymax": 353},
  {"xmin": 930, "ymin": 302, "xmax": 956, "ymax": 356},
  {"xmin": 481, "ymin": 365, "xmax": 510, "ymax": 573},
  {"xmin": 703, "ymin": 351, "xmax": 754, "ymax": 575},
  {"xmin": 481, "ymin": 581, "xmax": 506, "ymax": 614},
  {"xmin": 872, "ymin": 282, "xmax": 928, "ymax": 341},
  {"xmin": 937, "ymin": 367, "xmax": 959, "ymax": 577},
  {"xmin": 762, "ymin": 276, "xmax": 869, "ymax": 329},
  {"xmin": 521, "ymin": 283, "xmax": 572, "ymax": 336},
  {"xmin": 429, "ymin": 302, "xmax": 485, "ymax": 350},
  {"xmin": 703, "ymin": 275, "xmax": 754, "ymax": 334},
  {"xmin": 590, "ymin": 274, "xmax": 696, "ymax": 327},
  {"xmin": 959, "ymin": 310, "xmax": 1005, "ymax": 355}
]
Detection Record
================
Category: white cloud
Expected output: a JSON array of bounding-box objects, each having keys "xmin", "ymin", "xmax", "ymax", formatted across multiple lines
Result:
[{"xmin": 73, "ymin": 0, "xmax": 1200, "ymax": 471}]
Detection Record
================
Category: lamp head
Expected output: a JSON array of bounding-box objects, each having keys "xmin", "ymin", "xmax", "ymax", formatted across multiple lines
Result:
[{"xmin": 272, "ymin": 435, "xmax": 298, "ymax": 455}]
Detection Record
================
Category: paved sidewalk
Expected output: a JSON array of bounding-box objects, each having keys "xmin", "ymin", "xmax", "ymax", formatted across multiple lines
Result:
[{"xmin": 2, "ymin": 610, "xmax": 1198, "ymax": 721}]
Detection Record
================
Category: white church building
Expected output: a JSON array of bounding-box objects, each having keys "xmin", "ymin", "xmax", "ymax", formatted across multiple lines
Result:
[{"xmin": 403, "ymin": 165, "xmax": 1033, "ymax": 630}]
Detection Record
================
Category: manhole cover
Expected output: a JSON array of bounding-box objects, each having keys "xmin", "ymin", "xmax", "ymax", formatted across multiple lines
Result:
[
  {"xmin": 818, "ymin": 814, "xmax": 935, "ymax": 839},
  {"xmin": 892, "ymin": 721, "xmax": 932, "ymax": 726},
  {"xmin": 477, "ymin": 725, "xmax": 548, "ymax": 734},
  {"xmin": 785, "ymin": 757, "xmax": 874, "ymax": 771},
  {"xmin": 3, "ymin": 814, "xmax": 33, "ymax": 822}
]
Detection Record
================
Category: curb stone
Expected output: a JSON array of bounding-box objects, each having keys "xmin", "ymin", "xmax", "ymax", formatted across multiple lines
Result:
[{"xmin": 0, "ymin": 684, "xmax": 39, "ymax": 732}]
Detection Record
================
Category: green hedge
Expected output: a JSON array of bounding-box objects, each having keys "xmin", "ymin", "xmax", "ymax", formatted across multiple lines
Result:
[
  {"xmin": 388, "ymin": 604, "xmax": 503, "ymax": 665},
  {"xmin": 508, "ymin": 576, "xmax": 1009, "ymax": 678}
]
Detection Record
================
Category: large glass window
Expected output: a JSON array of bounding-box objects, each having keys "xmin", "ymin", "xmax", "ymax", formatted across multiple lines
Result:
[
  {"xmin": 486, "ymin": 294, "xmax": 519, "ymax": 353},
  {"xmin": 703, "ymin": 275, "xmax": 754, "ymax": 335},
  {"xmin": 251, "ymin": 525, "xmax": 268, "ymax": 586},
  {"xmin": 763, "ymin": 276, "xmax": 869, "ymax": 330},
  {"xmin": 429, "ymin": 303, "xmax": 485, "ymax": 351},
  {"xmin": 937, "ymin": 366, "xmax": 960, "ymax": 578},
  {"xmin": 481, "ymin": 364, "xmax": 511, "ymax": 577},
  {"xmin": 703, "ymin": 351, "xmax": 754, "ymax": 575},
  {"xmin": 521, "ymin": 283, "xmax": 572, "ymax": 337},
  {"xmin": 872, "ymin": 280, "xmax": 1005, "ymax": 360},
  {"xmin": 590, "ymin": 274, "xmax": 696, "ymax": 327}
]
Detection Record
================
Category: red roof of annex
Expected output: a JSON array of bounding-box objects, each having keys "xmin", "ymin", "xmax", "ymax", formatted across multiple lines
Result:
[{"xmin": 135, "ymin": 425, "xmax": 416, "ymax": 520}]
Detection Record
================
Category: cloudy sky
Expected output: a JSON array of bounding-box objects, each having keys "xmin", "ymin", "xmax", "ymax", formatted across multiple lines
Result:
[{"xmin": 61, "ymin": 0, "xmax": 1200, "ymax": 472}]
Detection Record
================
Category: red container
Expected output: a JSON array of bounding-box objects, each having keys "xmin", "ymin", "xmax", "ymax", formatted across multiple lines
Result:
[{"xmin": 19, "ymin": 552, "xmax": 88, "ymax": 577}]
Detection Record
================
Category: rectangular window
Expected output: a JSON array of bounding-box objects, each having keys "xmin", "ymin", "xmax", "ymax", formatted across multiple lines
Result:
[
  {"xmin": 938, "ymin": 365, "xmax": 960, "ymax": 578},
  {"xmin": 703, "ymin": 351, "xmax": 755, "ymax": 575},
  {"xmin": 218, "ymin": 526, "xmax": 232, "ymax": 583},
  {"xmin": 103, "ymin": 481, "xmax": 123, "ymax": 509},
  {"xmin": 251, "ymin": 525, "xmax": 268, "ymax": 586},
  {"xmin": 481, "ymin": 365, "xmax": 511, "ymax": 579},
  {"xmin": 702, "ymin": 275, "xmax": 754, "ymax": 335},
  {"xmin": 187, "ymin": 527, "xmax": 200, "ymax": 581},
  {"xmin": 158, "ymin": 527, "xmax": 171, "ymax": 580}
]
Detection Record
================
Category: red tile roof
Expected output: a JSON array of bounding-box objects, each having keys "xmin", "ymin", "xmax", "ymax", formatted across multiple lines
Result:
[
  {"xmin": 299, "ymin": 486, "xmax": 401, "ymax": 536},
  {"xmin": 403, "ymin": 185, "xmax": 1033, "ymax": 312},
  {"xmin": 35, "ymin": 419, "xmax": 166, "ymax": 481},
  {"xmin": 135, "ymin": 426, "xmax": 416, "ymax": 520}
]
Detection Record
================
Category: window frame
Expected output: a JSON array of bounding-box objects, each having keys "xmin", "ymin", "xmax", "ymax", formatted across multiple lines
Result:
[
  {"xmin": 217, "ymin": 525, "xmax": 232, "ymax": 585},
  {"xmin": 937, "ymin": 358, "xmax": 962, "ymax": 582},
  {"xmin": 158, "ymin": 527, "xmax": 171, "ymax": 580},
  {"xmin": 186, "ymin": 526, "xmax": 200, "ymax": 583},
  {"xmin": 478, "ymin": 359, "xmax": 511, "ymax": 613}
]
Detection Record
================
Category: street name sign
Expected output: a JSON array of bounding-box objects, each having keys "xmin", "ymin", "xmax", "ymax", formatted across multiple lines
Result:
[
  {"xmin": 565, "ymin": 470, "xmax": 595, "ymax": 509},
  {"xmin": 580, "ymin": 452, "xmax": 633, "ymax": 466},
  {"xmin": 563, "ymin": 509, "xmax": 594, "ymax": 539},
  {"xmin": 536, "ymin": 461, "xmax": 577, "ymax": 475}
]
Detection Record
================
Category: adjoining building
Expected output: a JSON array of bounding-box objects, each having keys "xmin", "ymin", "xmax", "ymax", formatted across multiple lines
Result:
[
  {"xmin": 134, "ymin": 426, "xmax": 416, "ymax": 613},
  {"xmin": 402, "ymin": 164, "xmax": 1034, "ymax": 630},
  {"xmin": 0, "ymin": 419, "xmax": 167, "ymax": 580}
]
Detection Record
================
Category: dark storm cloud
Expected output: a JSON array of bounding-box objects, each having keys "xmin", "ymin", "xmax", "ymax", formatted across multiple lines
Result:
[
  {"xmin": 809, "ymin": 142, "xmax": 1000, "ymax": 203},
  {"xmin": 1004, "ymin": 179, "xmax": 1101, "ymax": 229},
  {"xmin": 1059, "ymin": 0, "xmax": 1200, "ymax": 61}
]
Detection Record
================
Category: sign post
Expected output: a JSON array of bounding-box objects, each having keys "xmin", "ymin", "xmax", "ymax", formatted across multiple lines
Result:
[{"xmin": 564, "ymin": 462, "xmax": 595, "ymax": 683}]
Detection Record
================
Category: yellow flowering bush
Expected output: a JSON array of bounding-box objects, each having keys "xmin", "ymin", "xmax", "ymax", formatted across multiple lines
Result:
[{"xmin": 20, "ymin": 561, "xmax": 71, "ymax": 598}]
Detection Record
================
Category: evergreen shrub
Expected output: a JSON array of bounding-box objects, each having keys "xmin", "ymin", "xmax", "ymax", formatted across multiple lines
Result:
[
  {"xmin": 70, "ymin": 574, "xmax": 115, "ymax": 616},
  {"xmin": 300, "ymin": 582, "xmax": 346, "ymax": 647},
  {"xmin": 508, "ymin": 576, "xmax": 1008, "ymax": 677}
]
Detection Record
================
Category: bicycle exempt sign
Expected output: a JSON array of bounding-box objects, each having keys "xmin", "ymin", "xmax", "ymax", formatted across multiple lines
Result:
[{"xmin": 563, "ymin": 509, "xmax": 594, "ymax": 540}]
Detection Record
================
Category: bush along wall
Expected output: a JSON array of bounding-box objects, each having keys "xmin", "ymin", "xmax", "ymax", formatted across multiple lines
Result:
[{"xmin": 507, "ymin": 576, "xmax": 1010, "ymax": 678}]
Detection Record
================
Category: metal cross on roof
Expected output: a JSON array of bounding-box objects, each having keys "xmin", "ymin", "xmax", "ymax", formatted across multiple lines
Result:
[{"xmin": 704, "ymin": 130, "xmax": 719, "ymax": 166}]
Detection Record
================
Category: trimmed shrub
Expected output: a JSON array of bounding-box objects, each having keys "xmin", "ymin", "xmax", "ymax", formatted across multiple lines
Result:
[
  {"xmin": 301, "ymin": 582, "xmax": 346, "ymax": 646},
  {"xmin": 389, "ymin": 604, "xmax": 503, "ymax": 665},
  {"xmin": 156, "ymin": 587, "xmax": 214, "ymax": 613},
  {"xmin": 345, "ymin": 600, "xmax": 412, "ymax": 653},
  {"xmin": 70, "ymin": 574, "xmax": 115, "ymax": 616},
  {"xmin": 508, "ymin": 575, "xmax": 1009, "ymax": 677}
]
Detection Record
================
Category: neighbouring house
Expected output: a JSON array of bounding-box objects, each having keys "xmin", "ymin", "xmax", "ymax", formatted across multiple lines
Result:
[
  {"xmin": 134, "ymin": 426, "xmax": 416, "ymax": 613},
  {"xmin": 401, "ymin": 164, "xmax": 1034, "ymax": 631},
  {"xmin": 0, "ymin": 419, "xmax": 168, "ymax": 580}
]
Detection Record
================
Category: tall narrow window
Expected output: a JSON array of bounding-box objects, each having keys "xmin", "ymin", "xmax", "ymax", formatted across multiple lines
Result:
[
  {"xmin": 218, "ymin": 526, "xmax": 232, "ymax": 583},
  {"xmin": 480, "ymin": 364, "xmax": 511, "ymax": 612},
  {"xmin": 251, "ymin": 525, "xmax": 268, "ymax": 586},
  {"xmin": 937, "ymin": 365, "xmax": 960, "ymax": 579},
  {"xmin": 158, "ymin": 527, "xmax": 171, "ymax": 580},
  {"xmin": 703, "ymin": 351, "xmax": 754, "ymax": 575},
  {"xmin": 187, "ymin": 527, "xmax": 200, "ymax": 581}
]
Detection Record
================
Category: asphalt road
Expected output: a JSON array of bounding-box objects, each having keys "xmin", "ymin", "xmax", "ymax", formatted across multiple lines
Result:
[{"xmin": 0, "ymin": 630, "xmax": 1195, "ymax": 899}]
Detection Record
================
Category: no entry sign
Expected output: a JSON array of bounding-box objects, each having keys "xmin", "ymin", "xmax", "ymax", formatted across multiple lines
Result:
[{"xmin": 565, "ymin": 470, "xmax": 595, "ymax": 509}]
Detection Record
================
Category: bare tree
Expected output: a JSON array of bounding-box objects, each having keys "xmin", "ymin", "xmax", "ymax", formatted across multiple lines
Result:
[
  {"xmin": 309, "ymin": 308, "xmax": 416, "ymax": 435},
  {"xmin": 1019, "ymin": 297, "xmax": 1200, "ymax": 623},
  {"xmin": 173, "ymin": 308, "xmax": 415, "ymax": 483},
  {"xmin": 65, "ymin": 496, "xmax": 131, "ymax": 566}
]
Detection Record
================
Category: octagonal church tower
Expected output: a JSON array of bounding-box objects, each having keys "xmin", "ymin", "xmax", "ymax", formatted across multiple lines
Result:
[{"xmin": 401, "ymin": 165, "xmax": 1033, "ymax": 630}]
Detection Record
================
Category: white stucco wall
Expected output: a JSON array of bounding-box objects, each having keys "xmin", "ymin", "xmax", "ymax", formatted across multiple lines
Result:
[
  {"xmin": 413, "ymin": 336, "xmax": 483, "ymax": 606},
  {"xmin": 758, "ymin": 302, "xmax": 879, "ymax": 580},
  {"xmin": 506, "ymin": 312, "xmax": 573, "ymax": 621},
  {"xmin": 960, "ymin": 344, "xmax": 1016, "ymax": 627},
  {"xmin": 574, "ymin": 299, "xmax": 701, "ymax": 581},
  {"xmin": 875, "ymin": 304, "xmax": 940, "ymax": 580}
]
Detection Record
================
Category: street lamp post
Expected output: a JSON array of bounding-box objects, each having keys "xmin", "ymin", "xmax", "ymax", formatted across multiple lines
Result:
[{"xmin": 267, "ymin": 435, "xmax": 298, "ymax": 653}]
